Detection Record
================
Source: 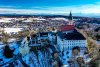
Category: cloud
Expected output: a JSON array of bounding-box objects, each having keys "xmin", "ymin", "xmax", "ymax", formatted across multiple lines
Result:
[
  {"xmin": 96, "ymin": 1, "xmax": 100, "ymax": 4},
  {"xmin": 0, "ymin": 2, "xmax": 100, "ymax": 16},
  {"xmin": 0, "ymin": 5, "xmax": 21, "ymax": 8}
]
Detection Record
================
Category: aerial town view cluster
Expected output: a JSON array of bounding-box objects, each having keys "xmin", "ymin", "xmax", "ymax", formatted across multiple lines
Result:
[{"xmin": 0, "ymin": 0, "xmax": 100, "ymax": 67}]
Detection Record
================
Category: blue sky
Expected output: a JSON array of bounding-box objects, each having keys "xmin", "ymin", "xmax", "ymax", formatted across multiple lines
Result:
[{"xmin": 0, "ymin": 0, "xmax": 100, "ymax": 16}]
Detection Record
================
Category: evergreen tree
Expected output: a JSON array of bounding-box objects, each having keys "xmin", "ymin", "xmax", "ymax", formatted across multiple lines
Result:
[
  {"xmin": 4, "ymin": 45, "xmax": 14, "ymax": 58},
  {"xmin": 3, "ymin": 35, "xmax": 14, "ymax": 58}
]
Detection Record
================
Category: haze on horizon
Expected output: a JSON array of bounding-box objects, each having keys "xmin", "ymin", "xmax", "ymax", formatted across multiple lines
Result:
[{"xmin": 0, "ymin": 0, "xmax": 100, "ymax": 16}]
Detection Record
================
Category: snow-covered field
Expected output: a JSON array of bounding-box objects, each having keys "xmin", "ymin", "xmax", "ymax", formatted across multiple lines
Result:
[{"xmin": 2, "ymin": 28, "xmax": 23, "ymax": 34}]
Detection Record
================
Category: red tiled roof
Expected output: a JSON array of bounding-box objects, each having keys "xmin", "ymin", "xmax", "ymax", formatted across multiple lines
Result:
[{"xmin": 59, "ymin": 25, "xmax": 75, "ymax": 31}]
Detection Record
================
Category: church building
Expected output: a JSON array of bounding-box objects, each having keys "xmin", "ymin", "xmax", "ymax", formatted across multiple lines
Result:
[{"xmin": 57, "ymin": 12, "xmax": 87, "ymax": 52}]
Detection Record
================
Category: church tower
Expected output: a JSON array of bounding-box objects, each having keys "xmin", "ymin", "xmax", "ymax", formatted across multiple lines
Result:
[
  {"xmin": 68, "ymin": 11, "xmax": 74, "ymax": 25},
  {"xmin": 59, "ymin": 11, "xmax": 75, "ymax": 31}
]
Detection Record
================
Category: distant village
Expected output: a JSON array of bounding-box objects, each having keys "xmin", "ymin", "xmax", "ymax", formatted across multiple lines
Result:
[{"xmin": 0, "ymin": 12, "xmax": 100, "ymax": 67}]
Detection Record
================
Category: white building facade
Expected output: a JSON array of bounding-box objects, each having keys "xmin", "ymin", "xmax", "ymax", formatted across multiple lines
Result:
[{"xmin": 57, "ymin": 36, "xmax": 87, "ymax": 51}]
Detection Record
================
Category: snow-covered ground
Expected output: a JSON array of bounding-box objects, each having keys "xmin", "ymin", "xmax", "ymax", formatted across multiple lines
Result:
[
  {"xmin": 0, "ymin": 18, "xmax": 11, "ymax": 23},
  {"xmin": 0, "ymin": 37, "xmax": 91, "ymax": 67},
  {"xmin": 24, "ymin": 50, "xmax": 53, "ymax": 67},
  {"xmin": 62, "ymin": 49, "xmax": 91, "ymax": 67},
  {"xmin": 8, "ymin": 38, "xmax": 16, "ymax": 43},
  {"xmin": 0, "ymin": 42, "xmax": 19, "ymax": 65},
  {"xmin": 1, "ymin": 28, "xmax": 23, "ymax": 34},
  {"xmin": 97, "ymin": 41, "xmax": 100, "ymax": 45}
]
